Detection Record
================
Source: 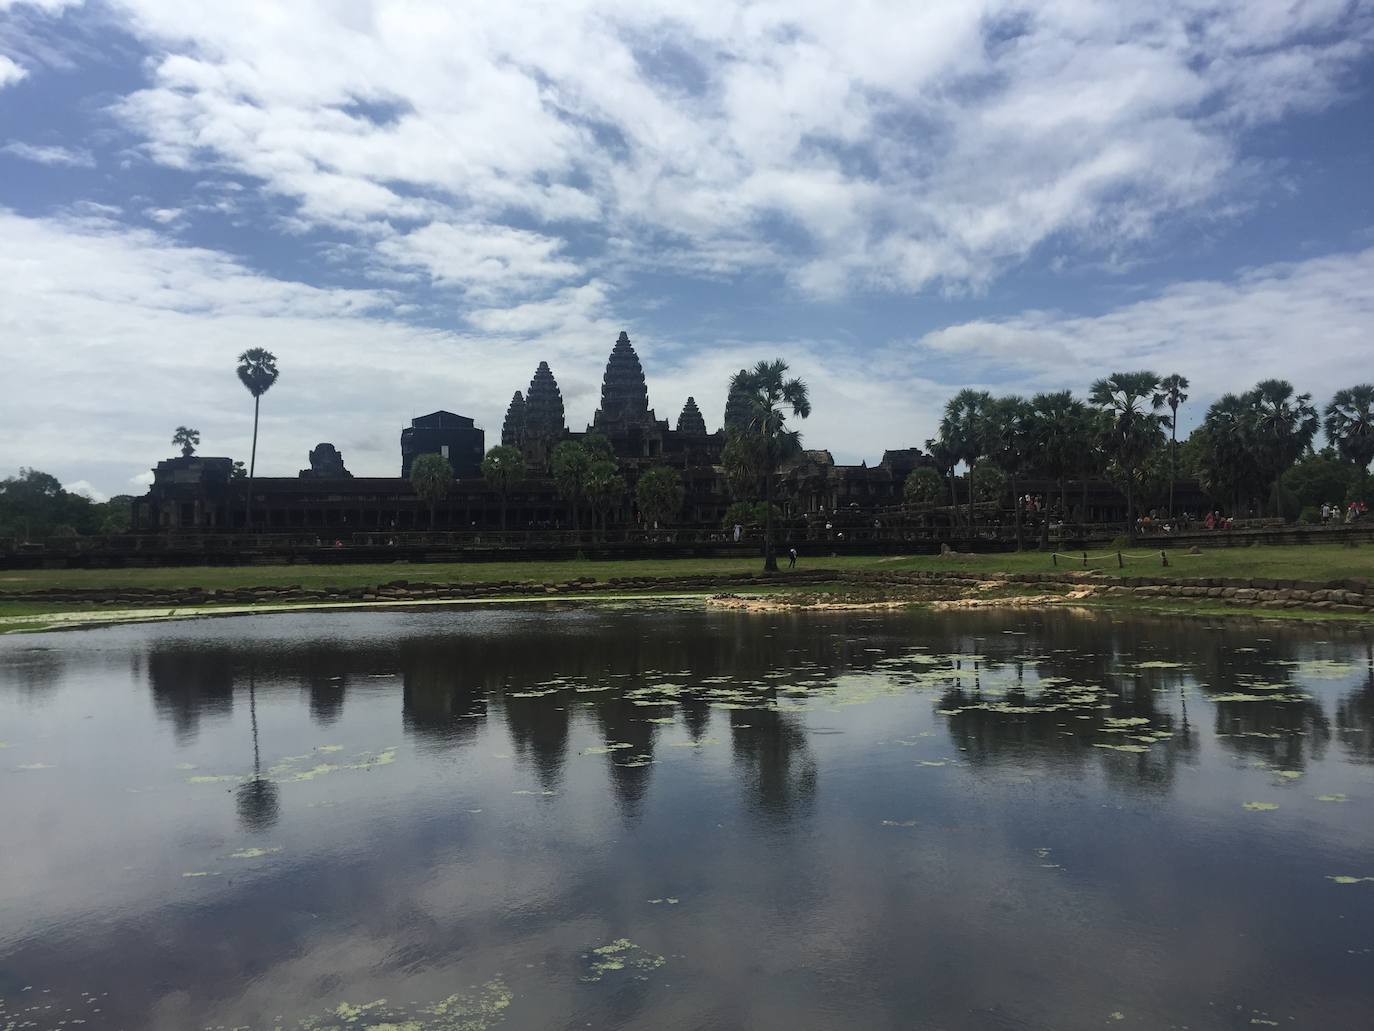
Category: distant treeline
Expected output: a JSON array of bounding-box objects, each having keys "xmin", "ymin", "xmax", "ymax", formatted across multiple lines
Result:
[{"xmin": 0, "ymin": 469, "xmax": 132, "ymax": 540}]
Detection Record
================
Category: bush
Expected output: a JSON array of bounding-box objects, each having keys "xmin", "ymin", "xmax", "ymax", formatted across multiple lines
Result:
[
  {"xmin": 1298, "ymin": 505, "xmax": 1321, "ymax": 525},
  {"xmin": 1109, "ymin": 534, "xmax": 1130, "ymax": 550}
]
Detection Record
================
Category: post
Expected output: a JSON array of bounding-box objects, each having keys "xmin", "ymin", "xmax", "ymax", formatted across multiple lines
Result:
[
  {"xmin": 1082, "ymin": 552, "xmax": 1088, "ymax": 568},
  {"xmin": 1161, "ymin": 550, "xmax": 1168, "ymax": 567},
  {"xmin": 1117, "ymin": 551, "xmax": 1123, "ymax": 568},
  {"xmin": 1052, "ymin": 552, "xmax": 1057, "ymax": 567}
]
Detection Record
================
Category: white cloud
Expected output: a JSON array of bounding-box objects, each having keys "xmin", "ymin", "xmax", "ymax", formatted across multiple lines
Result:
[
  {"xmin": 1, "ymin": 140, "xmax": 94, "ymax": 166},
  {"xmin": 375, "ymin": 222, "xmax": 582, "ymax": 299},
  {"xmin": 63, "ymin": 479, "xmax": 108, "ymax": 503},
  {"xmin": 0, "ymin": 54, "xmax": 29, "ymax": 88},
  {"xmin": 83, "ymin": 0, "xmax": 1372, "ymax": 298},
  {"xmin": 914, "ymin": 247, "xmax": 1374, "ymax": 431}
]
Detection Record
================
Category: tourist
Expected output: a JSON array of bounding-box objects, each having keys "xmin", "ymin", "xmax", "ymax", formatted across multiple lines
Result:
[
  {"xmin": 733, "ymin": 523, "xmax": 742, "ymax": 542},
  {"xmin": 788, "ymin": 547, "xmax": 797, "ymax": 569}
]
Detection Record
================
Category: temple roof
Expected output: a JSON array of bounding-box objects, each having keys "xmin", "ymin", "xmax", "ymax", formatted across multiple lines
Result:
[
  {"xmin": 676, "ymin": 396, "xmax": 707, "ymax": 435},
  {"xmin": 723, "ymin": 370, "xmax": 751, "ymax": 433}
]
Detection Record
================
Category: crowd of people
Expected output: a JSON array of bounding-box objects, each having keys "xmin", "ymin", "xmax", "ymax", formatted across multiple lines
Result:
[{"xmin": 1321, "ymin": 500, "xmax": 1368, "ymax": 524}]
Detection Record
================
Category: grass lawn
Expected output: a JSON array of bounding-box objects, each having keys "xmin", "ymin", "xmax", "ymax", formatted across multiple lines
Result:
[{"xmin": 0, "ymin": 544, "xmax": 1371, "ymax": 593}]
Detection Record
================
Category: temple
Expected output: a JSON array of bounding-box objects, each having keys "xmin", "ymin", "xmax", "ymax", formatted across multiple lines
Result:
[{"xmin": 131, "ymin": 329, "xmax": 995, "ymax": 534}]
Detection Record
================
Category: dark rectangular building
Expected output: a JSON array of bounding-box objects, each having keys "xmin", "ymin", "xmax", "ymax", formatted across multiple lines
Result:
[{"xmin": 400, "ymin": 410, "xmax": 485, "ymax": 478}]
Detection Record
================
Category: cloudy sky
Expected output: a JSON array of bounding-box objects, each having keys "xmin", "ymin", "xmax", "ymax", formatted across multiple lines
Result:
[{"xmin": 2, "ymin": 0, "xmax": 1372, "ymax": 500}]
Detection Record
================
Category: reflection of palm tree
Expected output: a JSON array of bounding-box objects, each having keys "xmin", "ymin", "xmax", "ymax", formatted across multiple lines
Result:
[{"xmin": 236, "ymin": 667, "xmax": 280, "ymax": 832}]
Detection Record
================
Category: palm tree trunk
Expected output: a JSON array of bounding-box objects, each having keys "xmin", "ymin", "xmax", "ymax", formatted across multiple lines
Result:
[
  {"xmin": 1010, "ymin": 471, "xmax": 1023, "ymax": 551},
  {"xmin": 247, "ymin": 393, "xmax": 260, "ymax": 530},
  {"xmin": 947, "ymin": 468, "xmax": 959, "ymax": 528},
  {"xmin": 763, "ymin": 460, "xmax": 778, "ymax": 571},
  {"xmin": 966, "ymin": 461, "xmax": 976, "ymax": 532},
  {"xmin": 1168, "ymin": 407, "xmax": 1178, "ymax": 519},
  {"xmin": 500, "ymin": 493, "xmax": 507, "ymax": 531}
]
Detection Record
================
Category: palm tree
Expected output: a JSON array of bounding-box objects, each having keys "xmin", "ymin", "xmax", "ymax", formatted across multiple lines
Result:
[
  {"xmin": 171, "ymin": 426, "xmax": 200, "ymax": 457},
  {"xmin": 923, "ymin": 437, "xmax": 961, "ymax": 526},
  {"xmin": 236, "ymin": 348, "xmax": 279, "ymax": 529},
  {"xmin": 1027, "ymin": 391, "xmax": 1088, "ymax": 545},
  {"xmin": 985, "ymin": 396, "xmax": 1032, "ymax": 550},
  {"xmin": 480, "ymin": 444, "xmax": 526, "ymax": 530},
  {"xmin": 1089, "ymin": 371, "xmax": 1166, "ymax": 539},
  {"xmin": 1246, "ymin": 379, "xmax": 1317, "ymax": 516},
  {"xmin": 731, "ymin": 360, "xmax": 811, "ymax": 571},
  {"xmin": 1153, "ymin": 374, "xmax": 1190, "ymax": 518},
  {"xmin": 1324, "ymin": 385, "xmax": 1374, "ymax": 473},
  {"xmin": 409, "ymin": 452, "xmax": 452, "ymax": 528},
  {"xmin": 636, "ymin": 466, "xmax": 685, "ymax": 529},
  {"xmin": 551, "ymin": 440, "xmax": 593, "ymax": 532},
  {"xmin": 584, "ymin": 459, "xmax": 625, "ymax": 539},
  {"xmin": 1197, "ymin": 393, "xmax": 1257, "ymax": 514},
  {"xmin": 939, "ymin": 389, "xmax": 993, "ymax": 529}
]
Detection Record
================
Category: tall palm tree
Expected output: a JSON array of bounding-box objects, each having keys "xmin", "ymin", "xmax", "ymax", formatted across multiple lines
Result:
[
  {"xmin": 1153, "ymin": 373, "xmax": 1189, "ymax": 518},
  {"xmin": 1324, "ymin": 385, "xmax": 1374, "ymax": 473},
  {"xmin": 171, "ymin": 426, "xmax": 200, "ymax": 457},
  {"xmin": 731, "ymin": 360, "xmax": 810, "ymax": 571},
  {"xmin": 985, "ymin": 395, "xmax": 1032, "ymax": 550},
  {"xmin": 236, "ymin": 348, "xmax": 280, "ymax": 529},
  {"xmin": 480, "ymin": 444, "xmax": 526, "ymax": 530},
  {"xmin": 1246, "ymin": 379, "xmax": 1317, "ymax": 516},
  {"xmin": 1028, "ymin": 391, "xmax": 1088, "ymax": 545},
  {"xmin": 923, "ymin": 437, "xmax": 961, "ymax": 526},
  {"xmin": 1197, "ymin": 393, "xmax": 1257, "ymax": 514},
  {"xmin": 939, "ymin": 389, "xmax": 993, "ymax": 529},
  {"xmin": 1089, "ymin": 371, "xmax": 1166, "ymax": 539}
]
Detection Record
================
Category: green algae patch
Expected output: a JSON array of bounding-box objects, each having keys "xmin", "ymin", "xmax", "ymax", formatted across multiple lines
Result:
[
  {"xmin": 1327, "ymin": 875, "xmax": 1374, "ymax": 885},
  {"xmin": 581, "ymin": 938, "xmax": 667, "ymax": 983},
  {"xmin": 1093, "ymin": 743, "xmax": 1150, "ymax": 753},
  {"xmin": 1316, "ymin": 794, "xmax": 1349, "ymax": 802},
  {"xmin": 1242, "ymin": 802, "xmax": 1280, "ymax": 812},
  {"xmin": 181, "ymin": 870, "xmax": 218, "ymax": 878},
  {"xmin": 294, "ymin": 978, "xmax": 511, "ymax": 1031},
  {"xmin": 582, "ymin": 742, "xmax": 634, "ymax": 755}
]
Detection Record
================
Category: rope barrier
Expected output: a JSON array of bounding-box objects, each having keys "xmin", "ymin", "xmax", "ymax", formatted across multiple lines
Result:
[{"xmin": 1051, "ymin": 549, "xmax": 1169, "ymax": 568}]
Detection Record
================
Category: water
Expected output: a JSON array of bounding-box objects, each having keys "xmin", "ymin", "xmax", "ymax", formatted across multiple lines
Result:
[{"xmin": 2, "ymin": 604, "xmax": 1372, "ymax": 1030}]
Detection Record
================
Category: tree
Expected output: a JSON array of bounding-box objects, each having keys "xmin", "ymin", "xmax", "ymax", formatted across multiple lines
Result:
[
  {"xmin": 938, "ymin": 389, "xmax": 993, "ymax": 529},
  {"xmin": 236, "ymin": 348, "xmax": 280, "ymax": 528},
  {"xmin": 1194, "ymin": 393, "xmax": 1261, "ymax": 514},
  {"xmin": 923, "ymin": 437, "xmax": 961, "ymax": 521},
  {"xmin": 1153, "ymin": 373, "xmax": 1189, "ymax": 518},
  {"xmin": 1027, "ymin": 391, "xmax": 1090, "ymax": 545},
  {"xmin": 1324, "ymin": 385, "xmax": 1374, "ymax": 473},
  {"xmin": 729, "ymin": 360, "xmax": 811, "ymax": 571},
  {"xmin": 985, "ymin": 395, "xmax": 1032, "ymax": 550},
  {"xmin": 1246, "ymin": 379, "xmax": 1317, "ymax": 518},
  {"xmin": 551, "ymin": 440, "xmax": 593, "ymax": 531},
  {"xmin": 584, "ymin": 459, "xmax": 625, "ymax": 538},
  {"xmin": 480, "ymin": 445, "xmax": 526, "ymax": 530},
  {"xmin": 172, "ymin": 426, "xmax": 200, "ymax": 457},
  {"xmin": 0, "ymin": 469, "xmax": 104, "ymax": 539},
  {"xmin": 971, "ymin": 464, "xmax": 1007, "ymax": 506},
  {"xmin": 903, "ymin": 466, "xmax": 943, "ymax": 508},
  {"xmin": 1089, "ymin": 371, "xmax": 1166, "ymax": 539},
  {"xmin": 636, "ymin": 466, "xmax": 684, "ymax": 528},
  {"xmin": 409, "ymin": 452, "xmax": 451, "ymax": 528},
  {"xmin": 231, "ymin": 461, "xmax": 247, "ymax": 479},
  {"xmin": 721, "ymin": 431, "xmax": 765, "ymax": 503}
]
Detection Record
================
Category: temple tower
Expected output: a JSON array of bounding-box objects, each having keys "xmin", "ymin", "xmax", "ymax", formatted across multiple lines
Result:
[
  {"xmin": 676, "ymin": 397, "xmax": 707, "ymax": 436},
  {"xmin": 723, "ymin": 370, "xmax": 751, "ymax": 433},
  {"xmin": 594, "ymin": 331, "xmax": 651, "ymax": 427},
  {"xmin": 501, "ymin": 391, "xmax": 527, "ymax": 449},
  {"xmin": 523, "ymin": 362, "xmax": 566, "ymax": 468}
]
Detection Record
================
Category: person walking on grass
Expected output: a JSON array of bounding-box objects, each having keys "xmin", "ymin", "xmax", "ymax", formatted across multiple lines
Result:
[{"xmin": 788, "ymin": 546, "xmax": 798, "ymax": 569}]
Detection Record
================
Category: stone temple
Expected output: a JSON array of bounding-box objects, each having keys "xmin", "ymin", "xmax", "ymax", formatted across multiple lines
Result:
[{"xmin": 132, "ymin": 329, "xmax": 955, "ymax": 533}]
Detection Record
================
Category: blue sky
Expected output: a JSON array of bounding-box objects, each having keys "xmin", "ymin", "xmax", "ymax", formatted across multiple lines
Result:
[{"xmin": 2, "ymin": 0, "xmax": 1373, "ymax": 500}]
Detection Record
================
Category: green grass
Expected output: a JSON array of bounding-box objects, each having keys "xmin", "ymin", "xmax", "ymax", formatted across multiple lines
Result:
[{"xmin": 2, "ymin": 544, "xmax": 1372, "ymax": 593}]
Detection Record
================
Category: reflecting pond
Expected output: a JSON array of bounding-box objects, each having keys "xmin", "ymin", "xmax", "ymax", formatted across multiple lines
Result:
[{"xmin": 2, "ymin": 604, "xmax": 1373, "ymax": 1030}]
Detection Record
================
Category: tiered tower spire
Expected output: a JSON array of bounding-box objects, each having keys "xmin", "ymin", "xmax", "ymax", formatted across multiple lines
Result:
[
  {"xmin": 525, "ymin": 362, "xmax": 566, "ymax": 439},
  {"xmin": 501, "ymin": 391, "xmax": 527, "ymax": 448},
  {"xmin": 676, "ymin": 396, "xmax": 707, "ymax": 435},
  {"xmin": 723, "ymin": 369, "xmax": 751, "ymax": 433},
  {"xmin": 594, "ymin": 331, "xmax": 650, "ymax": 427}
]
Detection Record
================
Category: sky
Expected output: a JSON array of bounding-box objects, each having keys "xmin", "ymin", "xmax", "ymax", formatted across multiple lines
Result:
[{"xmin": 2, "ymin": 0, "xmax": 1373, "ymax": 502}]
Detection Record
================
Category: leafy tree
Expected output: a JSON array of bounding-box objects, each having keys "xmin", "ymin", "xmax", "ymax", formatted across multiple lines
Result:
[
  {"xmin": 1282, "ymin": 451, "xmax": 1355, "ymax": 510},
  {"xmin": 902, "ymin": 466, "xmax": 943, "ymax": 508},
  {"xmin": 584, "ymin": 459, "xmax": 625, "ymax": 538},
  {"xmin": 0, "ymin": 469, "xmax": 104, "ymax": 539},
  {"xmin": 938, "ymin": 389, "xmax": 993, "ymax": 528},
  {"xmin": 1245, "ymin": 379, "xmax": 1317, "ymax": 517},
  {"xmin": 408, "ymin": 452, "xmax": 451, "ymax": 528},
  {"xmin": 236, "ymin": 347, "xmax": 280, "ymax": 528},
  {"xmin": 1089, "ymin": 371, "xmax": 1166, "ymax": 539},
  {"xmin": 1324, "ymin": 385, "xmax": 1374, "ymax": 473},
  {"xmin": 729, "ymin": 360, "xmax": 811, "ymax": 571},
  {"xmin": 722, "ymin": 500, "xmax": 781, "ymax": 528},
  {"xmin": 984, "ymin": 395, "xmax": 1032, "ymax": 549},
  {"xmin": 172, "ymin": 426, "xmax": 200, "ymax": 457},
  {"xmin": 923, "ymin": 437, "xmax": 961, "ymax": 519},
  {"xmin": 971, "ymin": 464, "xmax": 1006, "ymax": 505},
  {"xmin": 1193, "ymin": 393, "xmax": 1262, "ymax": 514},
  {"xmin": 551, "ymin": 440, "xmax": 593, "ymax": 530},
  {"xmin": 480, "ymin": 444, "xmax": 526, "ymax": 530},
  {"xmin": 635, "ymin": 466, "xmax": 684, "ymax": 528},
  {"xmin": 1153, "ymin": 373, "xmax": 1189, "ymax": 517},
  {"xmin": 1027, "ymin": 390, "xmax": 1090, "ymax": 544},
  {"xmin": 721, "ymin": 431, "xmax": 765, "ymax": 503},
  {"xmin": 231, "ymin": 460, "xmax": 247, "ymax": 479}
]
